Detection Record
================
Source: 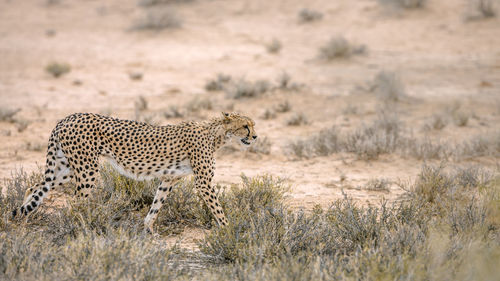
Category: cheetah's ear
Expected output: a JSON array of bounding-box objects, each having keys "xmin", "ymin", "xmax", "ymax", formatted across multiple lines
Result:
[{"xmin": 222, "ymin": 112, "xmax": 231, "ymax": 124}]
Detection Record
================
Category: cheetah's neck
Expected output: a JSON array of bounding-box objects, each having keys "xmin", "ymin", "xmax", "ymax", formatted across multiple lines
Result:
[{"xmin": 204, "ymin": 118, "xmax": 228, "ymax": 151}]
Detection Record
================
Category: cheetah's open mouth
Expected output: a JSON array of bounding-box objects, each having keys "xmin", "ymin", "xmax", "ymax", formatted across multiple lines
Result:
[{"xmin": 241, "ymin": 138, "xmax": 251, "ymax": 145}]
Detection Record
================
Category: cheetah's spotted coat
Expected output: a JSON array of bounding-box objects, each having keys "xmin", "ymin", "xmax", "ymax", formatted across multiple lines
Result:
[{"xmin": 13, "ymin": 112, "xmax": 257, "ymax": 232}]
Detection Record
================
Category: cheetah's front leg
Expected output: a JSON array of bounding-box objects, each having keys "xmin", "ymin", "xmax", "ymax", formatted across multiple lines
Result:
[{"xmin": 191, "ymin": 158, "xmax": 228, "ymax": 226}]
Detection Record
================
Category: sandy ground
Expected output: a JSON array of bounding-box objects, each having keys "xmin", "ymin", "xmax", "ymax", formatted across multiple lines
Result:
[{"xmin": 1, "ymin": 0, "xmax": 499, "ymax": 245}]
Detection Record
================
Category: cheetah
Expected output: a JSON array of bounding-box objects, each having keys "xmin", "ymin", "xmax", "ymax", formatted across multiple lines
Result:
[{"xmin": 12, "ymin": 112, "xmax": 257, "ymax": 232}]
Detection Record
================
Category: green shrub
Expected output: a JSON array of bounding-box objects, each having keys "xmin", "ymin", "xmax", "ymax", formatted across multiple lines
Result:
[
  {"xmin": 45, "ymin": 62, "xmax": 70, "ymax": 78},
  {"xmin": 318, "ymin": 36, "xmax": 365, "ymax": 60}
]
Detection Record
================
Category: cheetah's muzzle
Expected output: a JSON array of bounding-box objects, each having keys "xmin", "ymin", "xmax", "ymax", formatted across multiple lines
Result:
[{"xmin": 241, "ymin": 138, "xmax": 251, "ymax": 145}]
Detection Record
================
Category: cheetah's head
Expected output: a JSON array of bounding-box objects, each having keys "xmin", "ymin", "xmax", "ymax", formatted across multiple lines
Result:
[{"xmin": 222, "ymin": 112, "xmax": 257, "ymax": 147}]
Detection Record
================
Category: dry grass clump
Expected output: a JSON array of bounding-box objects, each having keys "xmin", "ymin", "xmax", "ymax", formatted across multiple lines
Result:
[
  {"xmin": 466, "ymin": 0, "xmax": 497, "ymax": 20},
  {"xmin": 298, "ymin": 8, "xmax": 323, "ymax": 23},
  {"xmin": 286, "ymin": 111, "xmax": 500, "ymax": 161},
  {"xmin": 133, "ymin": 95, "xmax": 157, "ymax": 124},
  {"xmin": 25, "ymin": 142, "xmax": 45, "ymax": 152},
  {"xmin": 265, "ymin": 38, "xmax": 282, "ymax": 54},
  {"xmin": 134, "ymin": 95, "xmax": 148, "ymax": 111},
  {"xmin": 318, "ymin": 36, "xmax": 366, "ymax": 60},
  {"xmin": 0, "ymin": 107, "xmax": 30, "ymax": 132},
  {"xmin": 453, "ymin": 111, "xmax": 470, "ymax": 127},
  {"xmin": 423, "ymin": 114, "xmax": 447, "ymax": 131},
  {"xmin": 138, "ymin": 0, "xmax": 193, "ymax": 6},
  {"xmin": 2, "ymin": 165, "xmax": 500, "ymax": 280},
  {"xmin": 287, "ymin": 126, "xmax": 341, "ymax": 158},
  {"xmin": 371, "ymin": 70, "xmax": 406, "ymax": 102},
  {"xmin": 275, "ymin": 72, "xmax": 301, "ymax": 91},
  {"xmin": 364, "ymin": 178, "xmax": 391, "ymax": 191},
  {"xmin": 403, "ymin": 137, "xmax": 451, "ymax": 160},
  {"xmin": 248, "ymin": 136, "xmax": 272, "ymax": 155},
  {"xmin": 275, "ymin": 100, "xmax": 291, "ymax": 113},
  {"xmin": 205, "ymin": 73, "xmax": 231, "ymax": 92},
  {"xmin": 132, "ymin": 9, "xmax": 182, "ymax": 30},
  {"xmin": 224, "ymin": 78, "xmax": 270, "ymax": 99},
  {"xmin": 261, "ymin": 109, "xmax": 277, "ymax": 120},
  {"xmin": 344, "ymin": 113, "xmax": 402, "ymax": 159},
  {"xmin": 45, "ymin": 62, "xmax": 71, "ymax": 78},
  {"xmin": 378, "ymin": 0, "xmax": 426, "ymax": 9},
  {"xmin": 453, "ymin": 132, "xmax": 500, "ymax": 160},
  {"xmin": 261, "ymin": 101, "xmax": 291, "ymax": 121},
  {"xmin": 342, "ymin": 103, "xmax": 358, "ymax": 115},
  {"xmin": 0, "ymin": 107, "xmax": 21, "ymax": 122},
  {"xmin": 211, "ymin": 72, "xmax": 299, "ymax": 97},
  {"xmin": 287, "ymin": 113, "xmax": 402, "ymax": 160},
  {"xmin": 163, "ymin": 105, "xmax": 184, "ymax": 119},
  {"xmin": 199, "ymin": 164, "xmax": 499, "ymax": 280},
  {"xmin": 128, "ymin": 71, "xmax": 143, "ymax": 81},
  {"xmin": 286, "ymin": 112, "xmax": 309, "ymax": 126},
  {"xmin": 0, "ymin": 170, "xmax": 180, "ymax": 281},
  {"xmin": 186, "ymin": 97, "xmax": 213, "ymax": 114}
]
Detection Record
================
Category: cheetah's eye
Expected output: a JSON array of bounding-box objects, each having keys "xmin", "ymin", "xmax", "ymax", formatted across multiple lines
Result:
[{"xmin": 243, "ymin": 125, "xmax": 249, "ymax": 129}]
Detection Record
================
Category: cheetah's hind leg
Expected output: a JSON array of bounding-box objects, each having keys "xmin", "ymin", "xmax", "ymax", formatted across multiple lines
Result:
[{"xmin": 144, "ymin": 178, "xmax": 181, "ymax": 234}]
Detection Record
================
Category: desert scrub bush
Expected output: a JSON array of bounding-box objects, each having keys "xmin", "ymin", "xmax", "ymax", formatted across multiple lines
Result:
[
  {"xmin": 128, "ymin": 71, "xmax": 143, "ymax": 81},
  {"xmin": 248, "ymin": 136, "xmax": 272, "ymax": 155},
  {"xmin": 342, "ymin": 103, "xmax": 358, "ymax": 115},
  {"xmin": 275, "ymin": 72, "xmax": 301, "ymax": 91},
  {"xmin": 287, "ymin": 126, "xmax": 341, "ymax": 158},
  {"xmin": 265, "ymin": 38, "xmax": 282, "ymax": 54},
  {"xmin": 132, "ymin": 9, "xmax": 181, "ymax": 30},
  {"xmin": 0, "ymin": 228, "xmax": 180, "ymax": 280},
  {"xmin": 186, "ymin": 97, "xmax": 213, "ymax": 114},
  {"xmin": 0, "ymin": 170, "xmax": 42, "ymax": 232},
  {"xmin": 224, "ymin": 78, "xmax": 270, "ymax": 99},
  {"xmin": 45, "ymin": 62, "xmax": 70, "ymax": 78},
  {"xmin": 275, "ymin": 100, "xmax": 291, "ymax": 113},
  {"xmin": 261, "ymin": 108, "xmax": 277, "ymax": 120},
  {"xmin": 452, "ymin": 131, "xmax": 500, "ymax": 160},
  {"xmin": 403, "ymin": 137, "xmax": 451, "ymax": 160},
  {"xmin": 138, "ymin": 0, "xmax": 193, "ymax": 6},
  {"xmin": 25, "ymin": 141, "xmax": 45, "ymax": 152},
  {"xmin": 344, "ymin": 112, "xmax": 402, "ymax": 159},
  {"xmin": 298, "ymin": 8, "xmax": 323, "ymax": 23},
  {"xmin": 286, "ymin": 112, "xmax": 402, "ymax": 160},
  {"xmin": 205, "ymin": 73, "xmax": 231, "ymax": 92},
  {"xmin": 163, "ymin": 105, "xmax": 184, "ymax": 119},
  {"xmin": 200, "ymin": 188, "xmax": 428, "ymax": 263},
  {"xmin": 200, "ymin": 164, "xmax": 499, "ymax": 280},
  {"xmin": 423, "ymin": 114, "xmax": 447, "ymax": 131},
  {"xmin": 134, "ymin": 95, "xmax": 148, "ymax": 111},
  {"xmin": 318, "ymin": 36, "xmax": 365, "ymax": 60},
  {"xmin": 466, "ymin": 0, "xmax": 497, "ymax": 19},
  {"xmin": 0, "ymin": 107, "xmax": 20, "ymax": 122},
  {"xmin": 453, "ymin": 111, "xmax": 470, "ymax": 127},
  {"xmin": 363, "ymin": 178, "xmax": 391, "ymax": 191},
  {"xmin": 371, "ymin": 70, "xmax": 406, "ymax": 102},
  {"xmin": 378, "ymin": 0, "xmax": 426, "ymax": 9},
  {"xmin": 2, "ymin": 165, "xmax": 500, "ymax": 280},
  {"xmin": 286, "ymin": 112, "xmax": 309, "ymax": 126}
]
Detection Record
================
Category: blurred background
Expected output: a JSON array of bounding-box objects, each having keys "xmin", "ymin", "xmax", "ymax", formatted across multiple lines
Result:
[{"xmin": 0, "ymin": 0, "xmax": 499, "ymax": 207}]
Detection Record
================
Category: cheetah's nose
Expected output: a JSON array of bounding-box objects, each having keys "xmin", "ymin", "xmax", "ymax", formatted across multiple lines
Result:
[{"xmin": 252, "ymin": 135, "xmax": 257, "ymax": 140}]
